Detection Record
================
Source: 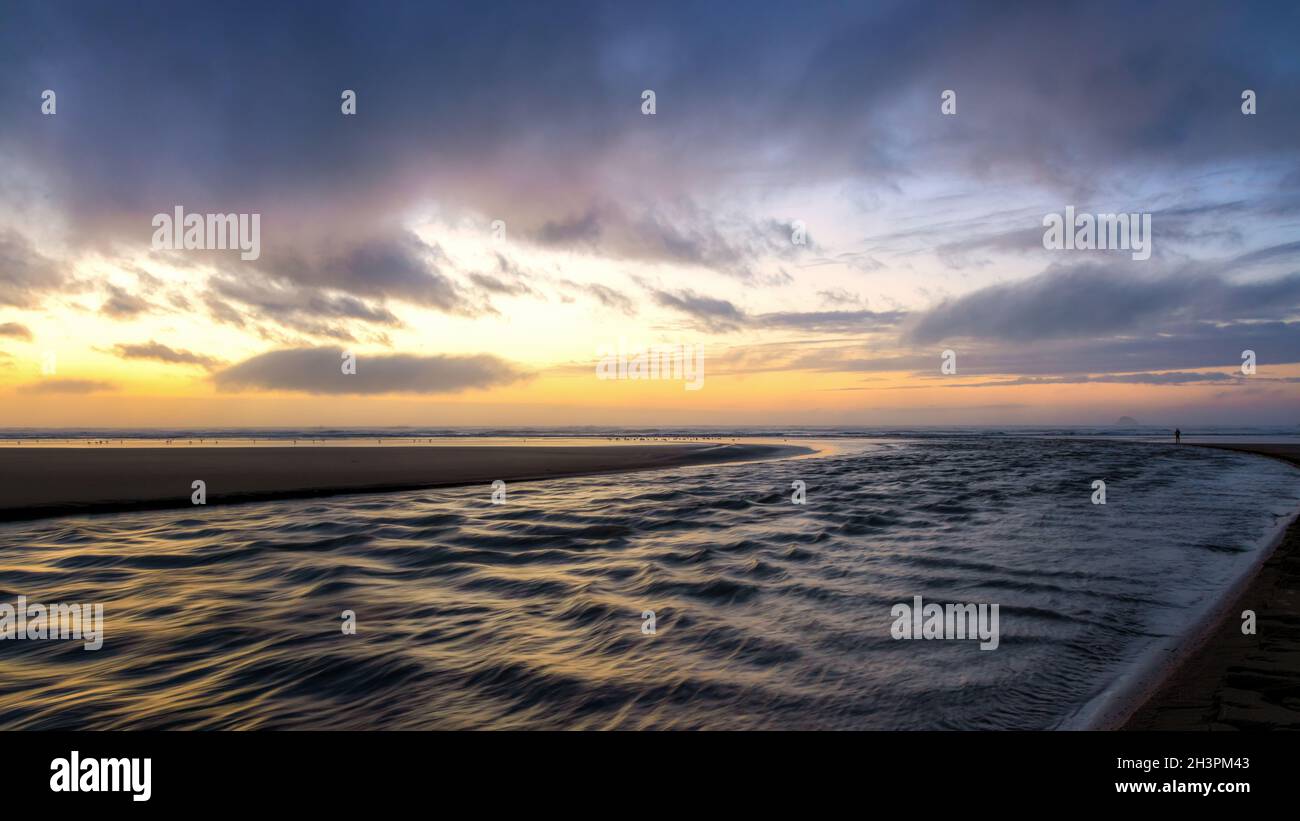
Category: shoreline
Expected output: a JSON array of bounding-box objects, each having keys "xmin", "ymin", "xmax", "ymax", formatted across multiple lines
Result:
[
  {"xmin": 0, "ymin": 442, "xmax": 813, "ymax": 523},
  {"xmin": 1115, "ymin": 443, "xmax": 1300, "ymax": 731}
]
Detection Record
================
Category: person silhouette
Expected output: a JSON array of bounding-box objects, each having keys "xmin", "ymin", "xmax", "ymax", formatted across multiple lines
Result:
[{"xmin": 1175, "ymin": 428, "xmax": 1181, "ymax": 444}]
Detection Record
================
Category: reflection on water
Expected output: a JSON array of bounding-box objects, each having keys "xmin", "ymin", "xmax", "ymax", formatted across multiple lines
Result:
[{"xmin": 0, "ymin": 438, "xmax": 1296, "ymax": 729}]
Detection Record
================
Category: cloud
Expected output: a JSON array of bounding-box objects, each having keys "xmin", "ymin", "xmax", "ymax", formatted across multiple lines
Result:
[
  {"xmin": 1230, "ymin": 239, "xmax": 1300, "ymax": 269},
  {"xmin": 468, "ymin": 273, "xmax": 530, "ymax": 296},
  {"xmin": 650, "ymin": 288, "xmax": 747, "ymax": 332},
  {"xmin": 0, "ymin": 321, "xmax": 32, "ymax": 340},
  {"xmin": 817, "ymin": 288, "xmax": 863, "ymax": 307},
  {"xmin": 208, "ymin": 274, "xmax": 401, "ymax": 340},
  {"xmin": 20, "ymin": 378, "xmax": 116, "ymax": 394},
  {"xmin": 467, "ymin": 255, "xmax": 536, "ymax": 299},
  {"xmin": 162, "ymin": 230, "xmax": 504, "ymax": 340},
  {"xmin": 705, "ymin": 317, "xmax": 1300, "ymax": 379},
  {"xmin": 755, "ymin": 308, "xmax": 906, "ymax": 334},
  {"xmin": 649, "ymin": 287, "xmax": 905, "ymax": 334},
  {"xmin": 801, "ymin": 252, "xmax": 885, "ymax": 273},
  {"xmin": 935, "ymin": 227, "xmax": 1046, "ymax": 267},
  {"xmin": 230, "ymin": 231, "xmax": 475, "ymax": 317},
  {"xmin": 928, "ymin": 202, "xmax": 1269, "ymax": 269},
  {"xmin": 212, "ymin": 347, "xmax": 529, "ymax": 395},
  {"xmin": 907, "ymin": 263, "xmax": 1300, "ymax": 344},
  {"xmin": 0, "ymin": 231, "xmax": 66, "ymax": 307},
  {"xmin": 112, "ymin": 341, "xmax": 222, "ymax": 370},
  {"xmin": 527, "ymin": 202, "xmax": 812, "ymax": 281},
  {"xmin": 586, "ymin": 283, "xmax": 636, "ymax": 314},
  {"xmin": 941, "ymin": 371, "xmax": 1251, "ymax": 388},
  {"xmin": 1, "ymin": 0, "xmax": 1298, "ymax": 425},
  {"xmin": 309, "ymin": 232, "xmax": 467, "ymax": 311},
  {"xmin": 536, "ymin": 209, "xmax": 602, "ymax": 246},
  {"xmin": 2, "ymin": 1, "xmax": 1297, "ymax": 260},
  {"xmin": 99, "ymin": 283, "xmax": 155, "ymax": 318},
  {"xmin": 203, "ymin": 295, "xmax": 246, "ymax": 328}
]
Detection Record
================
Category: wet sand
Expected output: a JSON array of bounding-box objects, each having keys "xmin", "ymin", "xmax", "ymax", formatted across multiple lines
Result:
[
  {"xmin": 1123, "ymin": 443, "xmax": 1300, "ymax": 730},
  {"xmin": 0, "ymin": 442, "xmax": 811, "ymax": 522}
]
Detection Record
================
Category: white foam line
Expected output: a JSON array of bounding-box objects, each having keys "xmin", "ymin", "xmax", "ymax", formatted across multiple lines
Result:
[{"xmin": 1061, "ymin": 494, "xmax": 1300, "ymax": 731}]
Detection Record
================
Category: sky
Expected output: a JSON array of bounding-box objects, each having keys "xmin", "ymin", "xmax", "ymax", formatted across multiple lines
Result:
[{"xmin": 1, "ymin": 0, "xmax": 1298, "ymax": 428}]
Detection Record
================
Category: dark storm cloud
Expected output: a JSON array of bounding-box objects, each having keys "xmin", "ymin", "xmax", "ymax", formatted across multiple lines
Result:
[
  {"xmin": 990, "ymin": 322, "xmax": 1300, "ymax": 375},
  {"xmin": 6, "ymin": 1, "xmax": 1291, "ymax": 258},
  {"xmin": 941, "ymin": 322, "xmax": 1298, "ymax": 376},
  {"xmin": 716, "ymin": 317, "xmax": 1299, "ymax": 380},
  {"xmin": 3, "ymin": 0, "xmax": 1300, "ymax": 402},
  {"xmin": 907, "ymin": 263, "xmax": 1300, "ymax": 344},
  {"xmin": 143, "ymin": 230, "xmax": 483, "ymax": 338},
  {"xmin": 235, "ymin": 231, "xmax": 473, "ymax": 316},
  {"xmin": 209, "ymin": 275, "xmax": 401, "ymax": 328},
  {"xmin": 213, "ymin": 347, "xmax": 529, "ymax": 395},
  {"xmin": 891, "ymin": 200, "xmax": 1276, "ymax": 271},
  {"xmin": 530, "ymin": 203, "xmax": 810, "ymax": 280}
]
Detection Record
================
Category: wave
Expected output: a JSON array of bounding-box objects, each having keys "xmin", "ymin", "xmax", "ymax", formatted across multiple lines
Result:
[{"xmin": 0, "ymin": 437, "xmax": 1296, "ymax": 729}]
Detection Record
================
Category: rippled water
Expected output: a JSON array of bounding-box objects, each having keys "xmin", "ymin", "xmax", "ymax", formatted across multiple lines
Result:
[{"xmin": 1, "ymin": 438, "xmax": 1297, "ymax": 730}]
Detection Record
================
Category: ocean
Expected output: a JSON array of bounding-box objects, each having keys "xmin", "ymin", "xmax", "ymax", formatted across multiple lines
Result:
[{"xmin": 1, "ymin": 434, "xmax": 1298, "ymax": 729}]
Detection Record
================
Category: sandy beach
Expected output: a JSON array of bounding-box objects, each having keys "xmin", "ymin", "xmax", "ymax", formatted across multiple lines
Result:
[
  {"xmin": 1123, "ymin": 443, "xmax": 1300, "ymax": 730},
  {"xmin": 0, "ymin": 442, "xmax": 811, "ymax": 522}
]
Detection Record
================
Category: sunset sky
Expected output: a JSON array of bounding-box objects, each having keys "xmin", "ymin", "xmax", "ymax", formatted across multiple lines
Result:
[{"xmin": 1, "ymin": 1, "xmax": 1298, "ymax": 427}]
